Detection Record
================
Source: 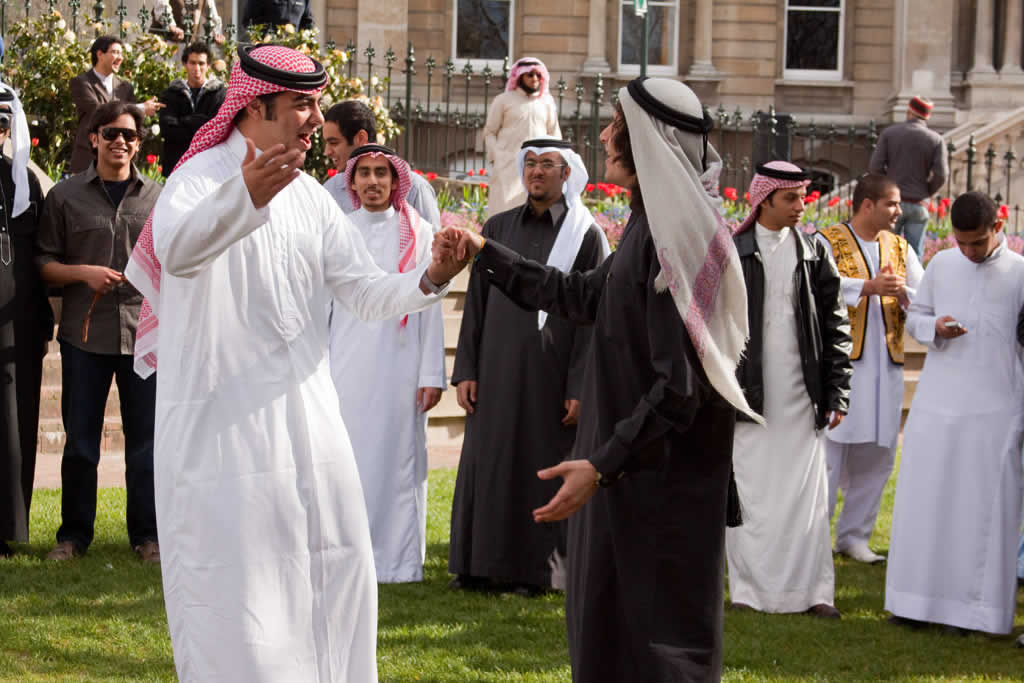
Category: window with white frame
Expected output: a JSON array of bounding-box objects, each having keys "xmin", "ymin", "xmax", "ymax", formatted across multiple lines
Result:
[
  {"xmin": 618, "ymin": 0, "xmax": 679, "ymax": 74},
  {"xmin": 452, "ymin": 0, "xmax": 514, "ymax": 64},
  {"xmin": 784, "ymin": 0, "xmax": 845, "ymax": 80}
]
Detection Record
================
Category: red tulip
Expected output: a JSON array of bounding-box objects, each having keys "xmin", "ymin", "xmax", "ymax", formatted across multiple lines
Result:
[
  {"xmin": 414, "ymin": 169, "xmax": 424, "ymax": 176},
  {"xmin": 31, "ymin": 137, "xmax": 39, "ymax": 147},
  {"xmin": 467, "ymin": 170, "xmax": 475, "ymax": 176},
  {"xmin": 480, "ymin": 182, "xmax": 488, "ymax": 190},
  {"xmin": 478, "ymin": 169, "xmax": 487, "ymax": 176},
  {"xmin": 723, "ymin": 187, "xmax": 738, "ymax": 201},
  {"xmin": 327, "ymin": 168, "xmax": 338, "ymax": 178},
  {"xmin": 828, "ymin": 197, "xmax": 841, "ymax": 207},
  {"xmin": 937, "ymin": 204, "xmax": 947, "ymax": 218},
  {"xmin": 146, "ymin": 154, "xmax": 158, "ymax": 165},
  {"xmin": 1000, "ymin": 204, "xmax": 1010, "ymax": 219},
  {"xmin": 928, "ymin": 202, "xmax": 937, "ymax": 213},
  {"xmin": 585, "ymin": 183, "xmax": 595, "ymax": 193},
  {"xmin": 426, "ymin": 172, "xmax": 438, "ymax": 181}
]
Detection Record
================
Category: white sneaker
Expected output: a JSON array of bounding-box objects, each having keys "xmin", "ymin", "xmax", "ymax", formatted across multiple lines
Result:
[{"xmin": 837, "ymin": 542, "xmax": 884, "ymax": 564}]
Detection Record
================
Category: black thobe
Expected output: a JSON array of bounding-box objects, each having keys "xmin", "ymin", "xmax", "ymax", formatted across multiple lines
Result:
[
  {"xmin": 0, "ymin": 160, "xmax": 50, "ymax": 543},
  {"xmin": 449, "ymin": 198, "xmax": 607, "ymax": 587},
  {"xmin": 474, "ymin": 202, "xmax": 735, "ymax": 682}
]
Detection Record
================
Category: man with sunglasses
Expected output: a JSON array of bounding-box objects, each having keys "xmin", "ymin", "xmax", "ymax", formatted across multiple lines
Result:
[
  {"xmin": 36, "ymin": 101, "xmax": 162, "ymax": 563},
  {"xmin": 449, "ymin": 138, "xmax": 608, "ymax": 596}
]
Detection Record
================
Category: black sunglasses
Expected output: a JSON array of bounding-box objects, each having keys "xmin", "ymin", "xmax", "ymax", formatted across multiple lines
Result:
[{"xmin": 99, "ymin": 127, "xmax": 140, "ymax": 142}]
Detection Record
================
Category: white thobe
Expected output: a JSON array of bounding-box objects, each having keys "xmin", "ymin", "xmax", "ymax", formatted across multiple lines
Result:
[
  {"xmin": 727, "ymin": 225, "xmax": 835, "ymax": 612},
  {"xmin": 814, "ymin": 231, "xmax": 923, "ymax": 550},
  {"xmin": 482, "ymin": 88, "xmax": 560, "ymax": 218},
  {"xmin": 885, "ymin": 238, "xmax": 1024, "ymax": 634},
  {"xmin": 148, "ymin": 129, "xmax": 447, "ymax": 682},
  {"xmin": 328, "ymin": 206, "xmax": 445, "ymax": 583}
]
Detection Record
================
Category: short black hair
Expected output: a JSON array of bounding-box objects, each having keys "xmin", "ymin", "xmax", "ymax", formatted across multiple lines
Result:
[
  {"xmin": 89, "ymin": 100, "xmax": 143, "ymax": 136},
  {"xmin": 324, "ymin": 101, "xmax": 377, "ymax": 144},
  {"xmin": 951, "ymin": 191, "xmax": 998, "ymax": 232},
  {"xmin": 232, "ymin": 92, "xmax": 280, "ymax": 127},
  {"xmin": 852, "ymin": 173, "xmax": 899, "ymax": 214},
  {"xmin": 181, "ymin": 41, "xmax": 212, "ymax": 65},
  {"xmin": 90, "ymin": 36, "xmax": 123, "ymax": 66}
]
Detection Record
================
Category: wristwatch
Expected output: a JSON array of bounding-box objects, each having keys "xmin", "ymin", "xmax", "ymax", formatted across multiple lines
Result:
[{"xmin": 419, "ymin": 272, "xmax": 447, "ymax": 295}]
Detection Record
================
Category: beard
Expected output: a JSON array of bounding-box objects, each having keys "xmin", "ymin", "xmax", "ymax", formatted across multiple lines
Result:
[{"xmin": 518, "ymin": 76, "xmax": 539, "ymax": 95}]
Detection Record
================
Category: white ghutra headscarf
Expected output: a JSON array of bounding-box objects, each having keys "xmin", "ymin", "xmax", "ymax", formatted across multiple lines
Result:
[
  {"xmin": 619, "ymin": 77, "xmax": 760, "ymax": 422},
  {"xmin": 515, "ymin": 137, "xmax": 610, "ymax": 329},
  {"xmin": 0, "ymin": 82, "xmax": 32, "ymax": 218}
]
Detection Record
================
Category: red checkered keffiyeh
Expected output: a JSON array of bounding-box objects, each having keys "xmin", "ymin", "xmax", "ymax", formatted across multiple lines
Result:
[
  {"xmin": 342, "ymin": 145, "xmax": 422, "ymax": 327},
  {"xmin": 734, "ymin": 160, "xmax": 811, "ymax": 235},
  {"xmin": 125, "ymin": 45, "xmax": 326, "ymax": 378},
  {"xmin": 505, "ymin": 57, "xmax": 550, "ymax": 96}
]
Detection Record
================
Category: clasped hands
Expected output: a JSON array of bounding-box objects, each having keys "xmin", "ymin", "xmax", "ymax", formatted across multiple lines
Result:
[{"xmin": 863, "ymin": 264, "xmax": 909, "ymax": 307}]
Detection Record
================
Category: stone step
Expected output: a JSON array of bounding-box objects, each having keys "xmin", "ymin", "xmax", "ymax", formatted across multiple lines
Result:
[{"xmin": 38, "ymin": 417, "xmax": 125, "ymax": 455}]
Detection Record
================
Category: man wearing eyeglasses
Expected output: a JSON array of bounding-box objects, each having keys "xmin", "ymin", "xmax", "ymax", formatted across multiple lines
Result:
[
  {"xmin": 449, "ymin": 138, "xmax": 608, "ymax": 596},
  {"xmin": 36, "ymin": 100, "xmax": 162, "ymax": 563}
]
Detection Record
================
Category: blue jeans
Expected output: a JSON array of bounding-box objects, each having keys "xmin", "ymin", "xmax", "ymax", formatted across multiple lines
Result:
[
  {"xmin": 896, "ymin": 201, "xmax": 929, "ymax": 258},
  {"xmin": 57, "ymin": 341, "xmax": 157, "ymax": 551}
]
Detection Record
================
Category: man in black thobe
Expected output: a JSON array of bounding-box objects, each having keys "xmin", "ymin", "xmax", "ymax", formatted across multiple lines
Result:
[
  {"xmin": 0, "ymin": 85, "xmax": 51, "ymax": 556},
  {"xmin": 449, "ymin": 138, "xmax": 608, "ymax": 595},
  {"xmin": 435, "ymin": 78, "xmax": 758, "ymax": 681}
]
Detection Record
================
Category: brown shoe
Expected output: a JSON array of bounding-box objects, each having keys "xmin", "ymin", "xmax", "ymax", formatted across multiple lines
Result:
[
  {"xmin": 807, "ymin": 603, "xmax": 841, "ymax": 619},
  {"xmin": 134, "ymin": 540, "xmax": 160, "ymax": 564},
  {"xmin": 46, "ymin": 541, "xmax": 81, "ymax": 561}
]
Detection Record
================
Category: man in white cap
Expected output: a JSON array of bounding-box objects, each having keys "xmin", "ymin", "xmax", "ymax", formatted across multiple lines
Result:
[
  {"xmin": 449, "ymin": 137, "xmax": 608, "ymax": 596},
  {"xmin": 124, "ymin": 45, "xmax": 462, "ymax": 681},
  {"xmin": 482, "ymin": 57, "xmax": 561, "ymax": 217},
  {"xmin": 0, "ymin": 82, "xmax": 50, "ymax": 557},
  {"xmin": 436, "ymin": 76, "xmax": 756, "ymax": 682},
  {"xmin": 727, "ymin": 161, "xmax": 852, "ymax": 619},
  {"xmin": 327, "ymin": 143, "xmax": 446, "ymax": 584}
]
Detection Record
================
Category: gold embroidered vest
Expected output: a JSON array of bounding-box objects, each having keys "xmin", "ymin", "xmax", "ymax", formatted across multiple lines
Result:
[{"xmin": 819, "ymin": 223, "xmax": 908, "ymax": 364}]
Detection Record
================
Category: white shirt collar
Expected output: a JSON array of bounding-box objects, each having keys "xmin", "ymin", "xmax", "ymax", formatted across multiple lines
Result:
[{"xmin": 93, "ymin": 68, "xmax": 114, "ymax": 94}]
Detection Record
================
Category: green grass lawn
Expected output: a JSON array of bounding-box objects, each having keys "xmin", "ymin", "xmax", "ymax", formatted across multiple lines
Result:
[{"xmin": 1, "ymin": 465, "xmax": 1021, "ymax": 681}]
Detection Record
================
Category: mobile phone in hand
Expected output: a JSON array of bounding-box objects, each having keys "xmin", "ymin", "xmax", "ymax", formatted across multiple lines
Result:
[{"xmin": 944, "ymin": 320, "xmax": 965, "ymax": 330}]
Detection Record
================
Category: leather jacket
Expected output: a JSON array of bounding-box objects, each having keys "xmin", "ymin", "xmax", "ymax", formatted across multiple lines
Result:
[{"xmin": 734, "ymin": 227, "xmax": 853, "ymax": 429}]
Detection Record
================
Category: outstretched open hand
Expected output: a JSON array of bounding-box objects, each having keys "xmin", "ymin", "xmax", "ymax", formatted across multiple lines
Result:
[{"xmin": 241, "ymin": 139, "xmax": 304, "ymax": 210}]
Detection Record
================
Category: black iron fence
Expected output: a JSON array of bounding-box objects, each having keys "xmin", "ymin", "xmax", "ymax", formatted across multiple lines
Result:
[{"xmin": 4, "ymin": 1, "xmax": 1024, "ymax": 231}]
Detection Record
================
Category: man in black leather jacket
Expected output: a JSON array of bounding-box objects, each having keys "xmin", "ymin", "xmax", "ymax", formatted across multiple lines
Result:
[{"xmin": 726, "ymin": 161, "xmax": 852, "ymax": 620}]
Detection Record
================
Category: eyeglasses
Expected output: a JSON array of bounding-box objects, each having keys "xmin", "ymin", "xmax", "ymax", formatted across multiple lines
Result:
[
  {"xmin": 523, "ymin": 160, "xmax": 566, "ymax": 172},
  {"xmin": 99, "ymin": 127, "xmax": 140, "ymax": 142}
]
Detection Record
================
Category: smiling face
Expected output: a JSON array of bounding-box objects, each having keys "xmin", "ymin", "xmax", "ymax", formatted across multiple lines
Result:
[
  {"xmin": 243, "ymin": 91, "xmax": 325, "ymax": 164},
  {"xmin": 350, "ymin": 155, "xmax": 396, "ymax": 212},
  {"xmin": 95, "ymin": 42, "xmax": 123, "ymax": 75},
  {"xmin": 89, "ymin": 112, "xmax": 140, "ymax": 177},
  {"xmin": 598, "ymin": 111, "xmax": 636, "ymax": 189},
  {"xmin": 522, "ymin": 150, "xmax": 569, "ymax": 204},
  {"xmin": 868, "ymin": 186, "xmax": 902, "ymax": 233}
]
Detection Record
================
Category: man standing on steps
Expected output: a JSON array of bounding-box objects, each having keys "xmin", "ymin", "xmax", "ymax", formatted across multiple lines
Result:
[
  {"xmin": 36, "ymin": 101, "xmax": 161, "ymax": 563},
  {"xmin": 817, "ymin": 173, "xmax": 923, "ymax": 564},
  {"xmin": 869, "ymin": 95, "xmax": 948, "ymax": 259},
  {"xmin": 69, "ymin": 36, "xmax": 163, "ymax": 175}
]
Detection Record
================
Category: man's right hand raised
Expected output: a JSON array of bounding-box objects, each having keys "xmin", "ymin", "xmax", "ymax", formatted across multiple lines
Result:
[{"xmin": 241, "ymin": 139, "xmax": 303, "ymax": 210}]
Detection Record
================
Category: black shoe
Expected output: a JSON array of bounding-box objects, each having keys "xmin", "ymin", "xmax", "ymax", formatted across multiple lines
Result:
[
  {"xmin": 448, "ymin": 574, "xmax": 489, "ymax": 591},
  {"xmin": 888, "ymin": 614, "xmax": 928, "ymax": 630},
  {"xmin": 940, "ymin": 624, "xmax": 971, "ymax": 637},
  {"xmin": 807, "ymin": 603, "xmax": 842, "ymax": 619},
  {"xmin": 0, "ymin": 540, "xmax": 12, "ymax": 558}
]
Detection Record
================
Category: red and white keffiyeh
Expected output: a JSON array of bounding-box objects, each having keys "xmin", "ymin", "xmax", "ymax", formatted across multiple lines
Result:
[
  {"xmin": 735, "ymin": 161, "xmax": 811, "ymax": 234},
  {"xmin": 505, "ymin": 57, "xmax": 550, "ymax": 96},
  {"xmin": 125, "ymin": 45, "xmax": 326, "ymax": 378},
  {"xmin": 342, "ymin": 145, "xmax": 422, "ymax": 327}
]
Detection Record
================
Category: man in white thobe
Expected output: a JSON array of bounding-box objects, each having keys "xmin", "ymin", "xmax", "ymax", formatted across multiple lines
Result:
[
  {"xmin": 483, "ymin": 57, "xmax": 561, "ymax": 218},
  {"xmin": 816, "ymin": 174, "xmax": 923, "ymax": 564},
  {"xmin": 728, "ymin": 161, "xmax": 852, "ymax": 618},
  {"xmin": 886, "ymin": 191, "xmax": 1024, "ymax": 636},
  {"xmin": 124, "ymin": 45, "xmax": 462, "ymax": 681},
  {"xmin": 328, "ymin": 144, "xmax": 445, "ymax": 583}
]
